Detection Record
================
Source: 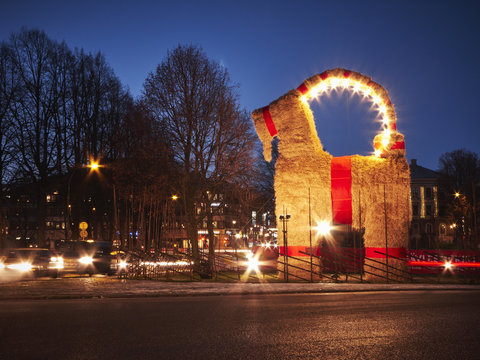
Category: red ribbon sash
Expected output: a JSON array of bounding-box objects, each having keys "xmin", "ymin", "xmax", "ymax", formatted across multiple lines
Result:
[
  {"xmin": 331, "ymin": 156, "xmax": 353, "ymax": 225},
  {"xmin": 365, "ymin": 247, "xmax": 406, "ymax": 259}
]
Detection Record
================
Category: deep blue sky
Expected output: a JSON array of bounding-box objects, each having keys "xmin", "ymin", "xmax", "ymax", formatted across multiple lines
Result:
[{"xmin": 1, "ymin": 0, "xmax": 479, "ymax": 170}]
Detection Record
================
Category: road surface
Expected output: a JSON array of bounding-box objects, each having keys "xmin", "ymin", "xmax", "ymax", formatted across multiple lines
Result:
[{"xmin": 0, "ymin": 290, "xmax": 479, "ymax": 359}]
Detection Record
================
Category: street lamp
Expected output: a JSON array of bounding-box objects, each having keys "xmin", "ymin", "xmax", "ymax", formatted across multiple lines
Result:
[
  {"xmin": 66, "ymin": 159, "xmax": 102, "ymax": 242},
  {"xmin": 279, "ymin": 214, "xmax": 290, "ymax": 281},
  {"xmin": 314, "ymin": 221, "xmax": 332, "ymax": 237},
  {"xmin": 89, "ymin": 162, "xmax": 99, "ymax": 171}
]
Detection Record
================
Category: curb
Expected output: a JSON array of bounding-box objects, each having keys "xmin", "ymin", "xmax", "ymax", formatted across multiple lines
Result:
[{"xmin": 1, "ymin": 280, "xmax": 479, "ymax": 301}]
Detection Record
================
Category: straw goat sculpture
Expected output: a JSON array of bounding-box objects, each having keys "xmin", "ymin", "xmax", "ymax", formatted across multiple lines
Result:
[{"xmin": 251, "ymin": 68, "xmax": 410, "ymax": 280}]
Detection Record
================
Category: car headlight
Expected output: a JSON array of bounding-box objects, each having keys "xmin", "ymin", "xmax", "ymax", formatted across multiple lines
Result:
[
  {"xmin": 118, "ymin": 260, "xmax": 128, "ymax": 269},
  {"xmin": 0, "ymin": 263, "xmax": 5, "ymax": 270},
  {"xmin": 49, "ymin": 256, "xmax": 64, "ymax": 269},
  {"xmin": 79, "ymin": 256, "xmax": 93, "ymax": 265},
  {"xmin": 246, "ymin": 252, "xmax": 260, "ymax": 272},
  {"xmin": 7, "ymin": 262, "xmax": 33, "ymax": 272}
]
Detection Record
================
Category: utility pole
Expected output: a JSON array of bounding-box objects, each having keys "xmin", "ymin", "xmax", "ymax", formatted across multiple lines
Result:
[
  {"xmin": 472, "ymin": 181, "xmax": 477, "ymax": 248},
  {"xmin": 279, "ymin": 211, "xmax": 290, "ymax": 282}
]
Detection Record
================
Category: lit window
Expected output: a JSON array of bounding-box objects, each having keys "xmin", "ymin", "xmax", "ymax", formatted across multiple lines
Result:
[{"xmin": 439, "ymin": 223, "xmax": 446, "ymax": 235}]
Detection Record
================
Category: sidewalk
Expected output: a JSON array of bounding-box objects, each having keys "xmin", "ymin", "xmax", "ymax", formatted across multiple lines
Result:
[{"xmin": 0, "ymin": 277, "xmax": 479, "ymax": 300}]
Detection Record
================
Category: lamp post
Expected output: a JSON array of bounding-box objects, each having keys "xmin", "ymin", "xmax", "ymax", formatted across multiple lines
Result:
[
  {"xmin": 279, "ymin": 213, "xmax": 290, "ymax": 282},
  {"xmin": 65, "ymin": 160, "xmax": 101, "ymax": 242},
  {"xmin": 168, "ymin": 194, "xmax": 179, "ymax": 251}
]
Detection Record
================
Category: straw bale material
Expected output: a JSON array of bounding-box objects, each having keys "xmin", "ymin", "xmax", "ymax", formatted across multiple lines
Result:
[{"xmin": 252, "ymin": 69, "xmax": 410, "ymax": 282}]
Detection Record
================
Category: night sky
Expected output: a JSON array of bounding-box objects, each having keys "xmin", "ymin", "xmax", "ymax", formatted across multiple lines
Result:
[{"xmin": 1, "ymin": 0, "xmax": 479, "ymax": 170}]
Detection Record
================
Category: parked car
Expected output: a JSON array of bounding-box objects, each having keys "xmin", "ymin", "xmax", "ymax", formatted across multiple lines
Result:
[
  {"xmin": 109, "ymin": 250, "xmax": 129, "ymax": 275},
  {"xmin": 0, "ymin": 248, "xmax": 63, "ymax": 278},
  {"xmin": 57, "ymin": 240, "xmax": 114, "ymax": 276}
]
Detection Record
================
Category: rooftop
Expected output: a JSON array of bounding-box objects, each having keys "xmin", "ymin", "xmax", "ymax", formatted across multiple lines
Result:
[{"xmin": 409, "ymin": 159, "xmax": 442, "ymax": 179}]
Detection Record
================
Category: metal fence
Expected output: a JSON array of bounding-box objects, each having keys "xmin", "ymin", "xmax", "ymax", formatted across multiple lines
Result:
[{"xmin": 119, "ymin": 246, "xmax": 480, "ymax": 283}]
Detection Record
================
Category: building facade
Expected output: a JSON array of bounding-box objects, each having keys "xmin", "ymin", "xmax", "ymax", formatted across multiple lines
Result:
[{"xmin": 409, "ymin": 159, "xmax": 454, "ymax": 249}]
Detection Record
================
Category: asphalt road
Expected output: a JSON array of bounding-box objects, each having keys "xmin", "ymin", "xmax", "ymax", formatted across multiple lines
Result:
[{"xmin": 0, "ymin": 291, "xmax": 479, "ymax": 360}]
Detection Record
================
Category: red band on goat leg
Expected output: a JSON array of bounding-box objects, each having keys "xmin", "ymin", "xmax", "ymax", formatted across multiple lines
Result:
[{"xmin": 262, "ymin": 106, "xmax": 278, "ymax": 137}]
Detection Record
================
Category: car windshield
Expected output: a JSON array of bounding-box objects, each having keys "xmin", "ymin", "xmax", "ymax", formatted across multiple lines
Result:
[
  {"xmin": 6, "ymin": 249, "xmax": 49, "ymax": 259},
  {"xmin": 58, "ymin": 241, "xmax": 112, "ymax": 257}
]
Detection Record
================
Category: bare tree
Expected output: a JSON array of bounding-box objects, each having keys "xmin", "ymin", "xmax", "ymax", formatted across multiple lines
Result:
[
  {"xmin": 439, "ymin": 149, "xmax": 480, "ymax": 248},
  {"xmin": 0, "ymin": 43, "xmax": 17, "ymax": 248},
  {"xmin": 6, "ymin": 29, "xmax": 72, "ymax": 246},
  {"xmin": 142, "ymin": 45, "xmax": 257, "ymax": 268},
  {"xmin": 112, "ymin": 102, "xmax": 177, "ymax": 250},
  {"xmin": 2, "ymin": 29, "xmax": 130, "ymax": 246}
]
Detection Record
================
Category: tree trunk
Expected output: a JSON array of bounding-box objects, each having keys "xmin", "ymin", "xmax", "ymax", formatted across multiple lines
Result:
[{"xmin": 206, "ymin": 205, "xmax": 216, "ymax": 273}]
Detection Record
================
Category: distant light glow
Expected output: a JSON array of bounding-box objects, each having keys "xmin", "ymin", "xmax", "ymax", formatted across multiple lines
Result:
[
  {"xmin": 140, "ymin": 261, "xmax": 192, "ymax": 267},
  {"xmin": 408, "ymin": 260, "xmax": 480, "ymax": 268}
]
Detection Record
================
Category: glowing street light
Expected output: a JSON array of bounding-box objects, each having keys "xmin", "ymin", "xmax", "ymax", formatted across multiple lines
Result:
[
  {"xmin": 171, "ymin": 195, "xmax": 178, "ymax": 201},
  {"xmin": 315, "ymin": 221, "xmax": 332, "ymax": 236},
  {"xmin": 89, "ymin": 161, "xmax": 99, "ymax": 171},
  {"xmin": 66, "ymin": 158, "xmax": 101, "ymax": 241}
]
